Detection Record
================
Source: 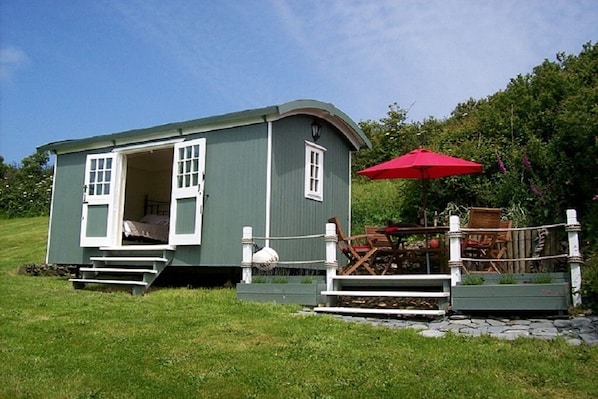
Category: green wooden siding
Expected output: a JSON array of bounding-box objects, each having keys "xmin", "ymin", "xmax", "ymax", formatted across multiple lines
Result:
[
  {"xmin": 169, "ymin": 124, "xmax": 268, "ymax": 266},
  {"xmin": 269, "ymin": 116, "xmax": 351, "ymax": 269},
  {"xmin": 45, "ymin": 112, "xmax": 357, "ymax": 269}
]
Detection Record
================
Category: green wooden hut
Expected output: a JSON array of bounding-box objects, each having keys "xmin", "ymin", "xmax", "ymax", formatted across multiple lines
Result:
[{"xmin": 38, "ymin": 100, "xmax": 370, "ymax": 293}]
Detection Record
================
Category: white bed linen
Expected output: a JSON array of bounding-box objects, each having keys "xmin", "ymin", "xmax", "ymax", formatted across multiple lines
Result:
[{"xmin": 123, "ymin": 214, "xmax": 169, "ymax": 242}]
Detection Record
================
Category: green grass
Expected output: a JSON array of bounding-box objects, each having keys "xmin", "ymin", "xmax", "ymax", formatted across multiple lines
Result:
[
  {"xmin": 1, "ymin": 217, "xmax": 598, "ymax": 398},
  {"xmin": 0, "ymin": 216, "xmax": 49, "ymax": 276}
]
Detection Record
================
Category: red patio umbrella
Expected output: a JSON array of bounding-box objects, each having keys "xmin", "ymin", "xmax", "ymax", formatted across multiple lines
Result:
[
  {"xmin": 358, "ymin": 148, "xmax": 483, "ymax": 273},
  {"xmin": 358, "ymin": 148, "xmax": 483, "ymax": 224}
]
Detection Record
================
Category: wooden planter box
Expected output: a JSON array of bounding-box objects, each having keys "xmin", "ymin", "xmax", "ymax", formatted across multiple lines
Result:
[
  {"xmin": 452, "ymin": 273, "xmax": 571, "ymax": 313},
  {"xmin": 236, "ymin": 276, "xmax": 327, "ymax": 306}
]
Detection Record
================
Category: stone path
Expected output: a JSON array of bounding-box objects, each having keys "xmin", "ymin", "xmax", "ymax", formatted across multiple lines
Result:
[{"xmin": 302, "ymin": 310, "xmax": 598, "ymax": 346}]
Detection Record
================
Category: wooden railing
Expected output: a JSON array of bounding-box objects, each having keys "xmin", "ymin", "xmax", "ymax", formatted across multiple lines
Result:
[
  {"xmin": 499, "ymin": 224, "xmax": 568, "ymax": 273},
  {"xmin": 449, "ymin": 209, "xmax": 583, "ymax": 307}
]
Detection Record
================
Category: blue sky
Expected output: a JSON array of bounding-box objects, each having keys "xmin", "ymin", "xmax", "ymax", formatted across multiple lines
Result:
[{"xmin": 1, "ymin": 0, "xmax": 596, "ymax": 164}]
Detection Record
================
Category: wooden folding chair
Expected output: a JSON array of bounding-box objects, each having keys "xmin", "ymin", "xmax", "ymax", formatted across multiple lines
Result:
[
  {"xmin": 364, "ymin": 226, "xmax": 393, "ymax": 250},
  {"xmin": 364, "ymin": 226, "xmax": 397, "ymax": 274},
  {"xmin": 490, "ymin": 219, "xmax": 512, "ymax": 272},
  {"xmin": 328, "ymin": 217, "xmax": 378, "ymax": 275},
  {"xmin": 462, "ymin": 207, "xmax": 502, "ymax": 273}
]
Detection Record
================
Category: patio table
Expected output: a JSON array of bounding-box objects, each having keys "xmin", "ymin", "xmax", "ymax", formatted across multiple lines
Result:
[{"xmin": 377, "ymin": 226, "xmax": 449, "ymax": 274}]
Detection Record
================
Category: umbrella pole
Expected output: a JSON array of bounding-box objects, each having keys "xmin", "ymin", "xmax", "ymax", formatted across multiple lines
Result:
[{"xmin": 421, "ymin": 176, "xmax": 431, "ymax": 274}]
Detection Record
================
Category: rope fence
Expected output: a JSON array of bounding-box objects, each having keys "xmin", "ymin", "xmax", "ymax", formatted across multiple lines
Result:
[
  {"xmin": 252, "ymin": 233, "xmax": 327, "ymax": 265},
  {"xmin": 449, "ymin": 209, "xmax": 582, "ymax": 306}
]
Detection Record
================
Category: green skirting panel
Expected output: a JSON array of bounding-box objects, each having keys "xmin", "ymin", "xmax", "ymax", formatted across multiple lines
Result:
[
  {"xmin": 236, "ymin": 283, "xmax": 327, "ymax": 306},
  {"xmin": 452, "ymin": 283, "xmax": 571, "ymax": 311}
]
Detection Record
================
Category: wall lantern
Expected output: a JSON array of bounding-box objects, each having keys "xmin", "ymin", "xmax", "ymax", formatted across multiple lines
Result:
[{"xmin": 311, "ymin": 120, "xmax": 322, "ymax": 142}]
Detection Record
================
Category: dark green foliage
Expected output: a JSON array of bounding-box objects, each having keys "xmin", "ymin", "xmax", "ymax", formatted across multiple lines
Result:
[
  {"xmin": 0, "ymin": 152, "xmax": 53, "ymax": 218},
  {"xmin": 461, "ymin": 275, "xmax": 485, "ymax": 285},
  {"xmin": 353, "ymin": 42, "xmax": 598, "ymax": 232},
  {"xmin": 351, "ymin": 180, "xmax": 405, "ymax": 233},
  {"xmin": 581, "ymin": 255, "xmax": 598, "ymax": 312}
]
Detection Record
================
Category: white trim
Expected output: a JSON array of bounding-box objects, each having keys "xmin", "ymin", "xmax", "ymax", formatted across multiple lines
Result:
[
  {"xmin": 169, "ymin": 138, "xmax": 207, "ymax": 245},
  {"xmin": 304, "ymin": 140, "xmax": 327, "ymax": 152},
  {"xmin": 304, "ymin": 141, "xmax": 326, "ymax": 202},
  {"xmin": 111, "ymin": 138, "xmax": 184, "ymax": 154},
  {"xmin": 265, "ymin": 121, "xmax": 273, "ymax": 247},
  {"xmin": 114, "ymin": 154, "xmax": 127, "ymax": 243},
  {"xmin": 45, "ymin": 155, "xmax": 59, "ymax": 264},
  {"xmin": 80, "ymin": 153, "xmax": 121, "ymax": 247},
  {"xmin": 348, "ymin": 151, "xmax": 352, "ymax": 236}
]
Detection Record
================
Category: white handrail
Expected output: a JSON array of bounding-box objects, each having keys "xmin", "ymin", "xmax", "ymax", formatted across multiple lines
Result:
[{"xmin": 241, "ymin": 223, "xmax": 337, "ymax": 287}]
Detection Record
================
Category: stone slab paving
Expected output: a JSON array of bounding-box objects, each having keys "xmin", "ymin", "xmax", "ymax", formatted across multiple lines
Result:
[{"xmin": 302, "ymin": 310, "xmax": 598, "ymax": 345}]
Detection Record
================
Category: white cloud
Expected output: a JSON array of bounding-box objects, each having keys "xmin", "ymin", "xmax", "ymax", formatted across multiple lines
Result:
[
  {"xmin": 270, "ymin": 0, "xmax": 598, "ymax": 120},
  {"xmin": 105, "ymin": 0, "xmax": 597, "ymax": 121},
  {"xmin": 0, "ymin": 46, "xmax": 30, "ymax": 82}
]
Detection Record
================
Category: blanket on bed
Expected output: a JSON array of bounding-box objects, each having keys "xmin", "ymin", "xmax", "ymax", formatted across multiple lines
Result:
[{"xmin": 123, "ymin": 214, "xmax": 169, "ymax": 243}]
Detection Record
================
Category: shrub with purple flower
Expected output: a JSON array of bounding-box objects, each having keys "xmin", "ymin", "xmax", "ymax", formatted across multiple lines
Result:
[
  {"xmin": 497, "ymin": 155, "xmax": 507, "ymax": 174},
  {"xmin": 522, "ymin": 152, "xmax": 531, "ymax": 170}
]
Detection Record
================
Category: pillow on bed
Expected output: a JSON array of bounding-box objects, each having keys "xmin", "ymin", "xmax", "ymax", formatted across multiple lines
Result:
[{"xmin": 140, "ymin": 214, "xmax": 170, "ymax": 226}]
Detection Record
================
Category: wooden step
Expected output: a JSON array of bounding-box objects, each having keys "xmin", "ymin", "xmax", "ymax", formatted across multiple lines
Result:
[
  {"xmin": 322, "ymin": 290, "xmax": 449, "ymax": 298},
  {"xmin": 79, "ymin": 267, "xmax": 157, "ymax": 274},
  {"xmin": 314, "ymin": 307, "xmax": 446, "ymax": 316},
  {"xmin": 90, "ymin": 256, "xmax": 169, "ymax": 263},
  {"xmin": 332, "ymin": 274, "xmax": 451, "ymax": 282},
  {"xmin": 69, "ymin": 278, "xmax": 148, "ymax": 286}
]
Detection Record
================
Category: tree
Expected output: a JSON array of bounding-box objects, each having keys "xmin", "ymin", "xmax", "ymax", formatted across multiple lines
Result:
[
  {"xmin": 0, "ymin": 151, "xmax": 53, "ymax": 218},
  {"xmin": 352, "ymin": 42, "xmax": 598, "ymax": 231}
]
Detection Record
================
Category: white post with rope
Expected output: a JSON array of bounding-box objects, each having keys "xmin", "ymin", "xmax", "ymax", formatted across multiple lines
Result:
[
  {"xmin": 324, "ymin": 223, "xmax": 338, "ymax": 300},
  {"xmin": 241, "ymin": 226, "xmax": 253, "ymax": 284},
  {"xmin": 566, "ymin": 209, "xmax": 582, "ymax": 307},
  {"xmin": 448, "ymin": 215, "xmax": 463, "ymax": 288}
]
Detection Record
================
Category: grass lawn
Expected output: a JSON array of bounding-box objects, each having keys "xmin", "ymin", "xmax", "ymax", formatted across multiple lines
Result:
[{"xmin": 1, "ymin": 217, "xmax": 597, "ymax": 398}]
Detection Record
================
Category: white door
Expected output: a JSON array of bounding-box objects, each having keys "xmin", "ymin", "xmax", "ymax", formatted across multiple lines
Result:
[
  {"xmin": 80, "ymin": 153, "xmax": 121, "ymax": 247},
  {"xmin": 169, "ymin": 138, "xmax": 207, "ymax": 245}
]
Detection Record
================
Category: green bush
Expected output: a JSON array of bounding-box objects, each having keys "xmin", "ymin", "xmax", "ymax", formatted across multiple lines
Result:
[
  {"xmin": 461, "ymin": 275, "xmax": 485, "ymax": 285},
  {"xmin": 351, "ymin": 179, "xmax": 404, "ymax": 233},
  {"xmin": 532, "ymin": 273, "xmax": 554, "ymax": 284},
  {"xmin": 498, "ymin": 274, "xmax": 518, "ymax": 284},
  {"xmin": 0, "ymin": 152, "xmax": 53, "ymax": 218},
  {"xmin": 581, "ymin": 254, "xmax": 598, "ymax": 312}
]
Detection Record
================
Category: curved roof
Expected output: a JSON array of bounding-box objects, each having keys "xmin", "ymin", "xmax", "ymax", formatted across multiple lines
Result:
[{"xmin": 38, "ymin": 99, "xmax": 371, "ymax": 155}]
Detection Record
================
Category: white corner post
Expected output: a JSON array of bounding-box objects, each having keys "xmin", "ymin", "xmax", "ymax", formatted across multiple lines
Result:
[
  {"xmin": 566, "ymin": 209, "xmax": 582, "ymax": 307},
  {"xmin": 324, "ymin": 222, "xmax": 338, "ymax": 298},
  {"xmin": 448, "ymin": 215, "xmax": 463, "ymax": 288},
  {"xmin": 241, "ymin": 226, "xmax": 253, "ymax": 284}
]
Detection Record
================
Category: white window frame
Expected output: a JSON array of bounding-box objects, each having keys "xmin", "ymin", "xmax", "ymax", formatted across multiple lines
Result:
[
  {"xmin": 169, "ymin": 138, "xmax": 207, "ymax": 245},
  {"xmin": 304, "ymin": 141, "xmax": 326, "ymax": 202},
  {"xmin": 80, "ymin": 153, "xmax": 122, "ymax": 247}
]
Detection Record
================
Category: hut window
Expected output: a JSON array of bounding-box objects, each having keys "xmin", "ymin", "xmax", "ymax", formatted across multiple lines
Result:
[
  {"xmin": 86, "ymin": 155, "xmax": 113, "ymax": 197},
  {"xmin": 304, "ymin": 141, "xmax": 326, "ymax": 201}
]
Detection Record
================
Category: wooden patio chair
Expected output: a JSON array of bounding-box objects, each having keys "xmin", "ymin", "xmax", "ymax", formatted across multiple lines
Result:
[
  {"xmin": 462, "ymin": 207, "xmax": 502, "ymax": 273},
  {"xmin": 328, "ymin": 217, "xmax": 378, "ymax": 275},
  {"xmin": 365, "ymin": 226, "xmax": 393, "ymax": 250},
  {"xmin": 489, "ymin": 219, "xmax": 512, "ymax": 272},
  {"xmin": 365, "ymin": 226, "xmax": 396, "ymax": 274}
]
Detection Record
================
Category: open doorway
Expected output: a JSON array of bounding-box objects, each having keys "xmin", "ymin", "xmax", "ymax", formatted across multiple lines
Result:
[{"xmin": 122, "ymin": 148, "xmax": 174, "ymax": 245}]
